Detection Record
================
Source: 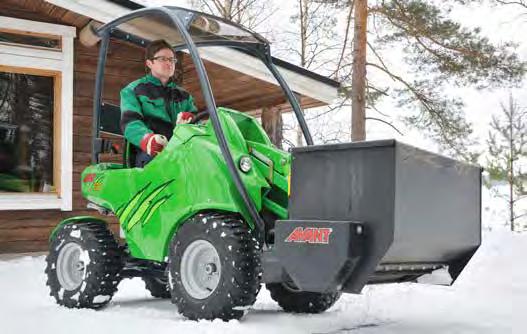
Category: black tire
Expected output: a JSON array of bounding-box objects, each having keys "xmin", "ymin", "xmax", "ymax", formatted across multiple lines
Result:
[
  {"xmin": 266, "ymin": 282, "xmax": 341, "ymax": 314},
  {"xmin": 168, "ymin": 212, "xmax": 262, "ymax": 320},
  {"xmin": 45, "ymin": 221, "xmax": 123, "ymax": 309},
  {"xmin": 143, "ymin": 276, "xmax": 170, "ymax": 299}
]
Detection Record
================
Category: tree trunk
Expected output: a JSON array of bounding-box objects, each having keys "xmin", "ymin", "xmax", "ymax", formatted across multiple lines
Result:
[
  {"xmin": 261, "ymin": 106, "xmax": 283, "ymax": 149},
  {"xmin": 510, "ymin": 175, "xmax": 515, "ymax": 232},
  {"xmin": 509, "ymin": 109, "xmax": 515, "ymax": 232},
  {"xmin": 224, "ymin": 0, "xmax": 233, "ymax": 20},
  {"xmin": 351, "ymin": 0, "xmax": 367, "ymax": 141},
  {"xmin": 296, "ymin": 0, "xmax": 308, "ymax": 147}
]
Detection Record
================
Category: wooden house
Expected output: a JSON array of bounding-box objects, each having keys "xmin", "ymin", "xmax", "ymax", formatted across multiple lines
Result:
[{"xmin": 0, "ymin": 0, "xmax": 339, "ymax": 253}]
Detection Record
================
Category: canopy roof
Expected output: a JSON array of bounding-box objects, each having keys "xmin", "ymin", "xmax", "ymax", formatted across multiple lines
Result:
[{"xmin": 47, "ymin": 0, "xmax": 341, "ymax": 108}]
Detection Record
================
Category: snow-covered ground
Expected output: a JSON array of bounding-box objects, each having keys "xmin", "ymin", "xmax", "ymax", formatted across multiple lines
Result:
[{"xmin": 0, "ymin": 228, "xmax": 521, "ymax": 334}]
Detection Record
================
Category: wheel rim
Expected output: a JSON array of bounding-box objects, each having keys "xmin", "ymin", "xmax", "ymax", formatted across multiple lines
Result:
[
  {"xmin": 180, "ymin": 239, "xmax": 221, "ymax": 299},
  {"xmin": 56, "ymin": 242, "xmax": 86, "ymax": 291}
]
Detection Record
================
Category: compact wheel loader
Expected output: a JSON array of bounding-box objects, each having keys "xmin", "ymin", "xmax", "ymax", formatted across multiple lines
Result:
[{"xmin": 45, "ymin": 6, "xmax": 482, "ymax": 321}]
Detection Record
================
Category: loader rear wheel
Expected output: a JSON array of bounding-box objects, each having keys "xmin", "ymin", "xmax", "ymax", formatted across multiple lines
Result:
[
  {"xmin": 168, "ymin": 212, "xmax": 262, "ymax": 320},
  {"xmin": 266, "ymin": 282, "xmax": 341, "ymax": 314},
  {"xmin": 143, "ymin": 276, "xmax": 170, "ymax": 299},
  {"xmin": 45, "ymin": 221, "xmax": 123, "ymax": 309}
]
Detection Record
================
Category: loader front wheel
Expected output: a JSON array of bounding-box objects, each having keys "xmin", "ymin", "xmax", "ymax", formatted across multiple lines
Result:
[
  {"xmin": 168, "ymin": 213, "xmax": 261, "ymax": 320},
  {"xmin": 45, "ymin": 221, "xmax": 123, "ymax": 309},
  {"xmin": 266, "ymin": 282, "xmax": 341, "ymax": 314}
]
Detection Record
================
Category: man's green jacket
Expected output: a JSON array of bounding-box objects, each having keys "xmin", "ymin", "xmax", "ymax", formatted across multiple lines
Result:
[{"xmin": 120, "ymin": 74, "xmax": 197, "ymax": 147}]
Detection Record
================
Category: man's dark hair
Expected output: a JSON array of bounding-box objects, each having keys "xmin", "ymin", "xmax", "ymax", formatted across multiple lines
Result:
[{"xmin": 145, "ymin": 40, "xmax": 174, "ymax": 61}]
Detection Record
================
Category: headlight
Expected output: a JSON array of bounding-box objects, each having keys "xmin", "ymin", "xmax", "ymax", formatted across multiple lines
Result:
[{"xmin": 239, "ymin": 156, "xmax": 252, "ymax": 173}]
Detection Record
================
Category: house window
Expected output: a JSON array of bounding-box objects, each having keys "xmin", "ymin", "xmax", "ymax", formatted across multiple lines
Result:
[
  {"xmin": 0, "ymin": 71, "xmax": 55, "ymax": 193},
  {"xmin": 0, "ymin": 29, "xmax": 62, "ymax": 50},
  {"xmin": 0, "ymin": 16, "xmax": 75, "ymax": 211}
]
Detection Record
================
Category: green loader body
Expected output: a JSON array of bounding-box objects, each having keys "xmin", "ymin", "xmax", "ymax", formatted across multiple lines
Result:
[{"xmin": 79, "ymin": 108, "xmax": 290, "ymax": 261}]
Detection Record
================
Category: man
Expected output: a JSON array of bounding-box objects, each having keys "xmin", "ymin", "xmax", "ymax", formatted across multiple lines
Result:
[{"xmin": 120, "ymin": 40, "xmax": 197, "ymax": 167}]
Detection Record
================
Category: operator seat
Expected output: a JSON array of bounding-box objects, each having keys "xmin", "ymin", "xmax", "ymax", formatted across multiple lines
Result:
[{"xmin": 100, "ymin": 102, "xmax": 139, "ymax": 168}]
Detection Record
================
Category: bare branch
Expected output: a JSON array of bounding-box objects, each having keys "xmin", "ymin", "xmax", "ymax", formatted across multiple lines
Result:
[
  {"xmin": 335, "ymin": 1, "xmax": 354, "ymax": 78},
  {"xmin": 366, "ymin": 116, "xmax": 404, "ymax": 135},
  {"xmin": 495, "ymin": 0, "xmax": 527, "ymax": 9}
]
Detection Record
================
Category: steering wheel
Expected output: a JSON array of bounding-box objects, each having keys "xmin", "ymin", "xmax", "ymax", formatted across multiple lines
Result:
[{"xmin": 190, "ymin": 110, "xmax": 209, "ymax": 124}]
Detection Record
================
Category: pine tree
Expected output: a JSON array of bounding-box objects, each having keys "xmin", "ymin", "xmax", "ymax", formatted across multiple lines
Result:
[
  {"xmin": 486, "ymin": 95, "xmax": 527, "ymax": 231},
  {"xmin": 313, "ymin": 0, "xmax": 526, "ymax": 161},
  {"xmin": 192, "ymin": 0, "xmax": 526, "ymax": 160}
]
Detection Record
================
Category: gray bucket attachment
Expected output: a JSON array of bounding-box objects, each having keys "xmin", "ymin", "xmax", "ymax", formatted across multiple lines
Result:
[{"xmin": 276, "ymin": 140, "xmax": 481, "ymax": 293}]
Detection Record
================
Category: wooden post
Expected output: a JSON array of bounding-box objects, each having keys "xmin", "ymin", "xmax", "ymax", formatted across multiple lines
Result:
[
  {"xmin": 261, "ymin": 106, "xmax": 283, "ymax": 149},
  {"xmin": 295, "ymin": 93, "xmax": 304, "ymax": 147},
  {"xmin": 79, "ymin": 21, "xmax": 102, "ymax": 47},
  {"xmin": 174, "ymin": 51, "xmax": 185, "ymax": 85}
]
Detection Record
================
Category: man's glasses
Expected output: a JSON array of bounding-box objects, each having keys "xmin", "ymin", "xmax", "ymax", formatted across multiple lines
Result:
[{"xmin": 151, "ymin": 56, "xmax": 177, "ymax": 64}]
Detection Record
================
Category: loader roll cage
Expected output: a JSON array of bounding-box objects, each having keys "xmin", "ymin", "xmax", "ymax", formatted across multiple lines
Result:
[{"xmin": 91, "ymin": 6, "xmax": 313, "ymax": 236}]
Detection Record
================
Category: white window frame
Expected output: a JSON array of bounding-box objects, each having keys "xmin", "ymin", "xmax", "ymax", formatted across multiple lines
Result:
[{"xmin": 0, "ymin": 16, "xmax": 75, "ymax": 211}]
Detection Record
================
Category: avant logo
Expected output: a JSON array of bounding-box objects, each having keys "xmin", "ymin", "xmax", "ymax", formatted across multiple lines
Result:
[{"xmin": 285, "ymin": 227, "xmax": 333, "ymax": 244}]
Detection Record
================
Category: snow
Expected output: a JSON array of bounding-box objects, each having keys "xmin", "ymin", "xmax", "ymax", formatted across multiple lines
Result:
[
  {"xmin": 93, "ymin": 295, "xmax": 111, "ymax": 303},
  {"xmin": 69, "ymin": 230, "xmax": 81, "ymax": 239},
  {"xmin": 70, "ymin": 292, "xmax": 79, "ymax": 302},
  {"xmin": 54, "ymin": 239, "xmax": 65, "ymax": 251},
  {"xmin": 79, "ymin": 250, "xmax": 91, "ymax": 267},
  {"xmin": 0, "ymin": 230, "xmax": 521, "ymax": 334}
]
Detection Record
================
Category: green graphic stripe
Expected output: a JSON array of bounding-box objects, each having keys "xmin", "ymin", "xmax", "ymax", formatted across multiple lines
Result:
[
  {"xmin": 141, "ymin": 195, "xmax": 171, "ymax": 227},
  {"xmin": 119, "ymin": 183, "xmax": 151, "ymax": 223},
  {"xmin": 126, "ymin": 180, "xmax": 174, "ymax": 231},
  {"xmin": 115, "ymin": 204, "xmax": 125, "ymax": 217}
]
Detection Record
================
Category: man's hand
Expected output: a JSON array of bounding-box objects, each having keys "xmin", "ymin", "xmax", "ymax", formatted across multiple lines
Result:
[
  {"xmin": 177, "ymin": 112, "xmax": 194, "ymax": 125},
  {"xmin": 140, "ymin": 133, "xmax": 168, "ymax": 157}
]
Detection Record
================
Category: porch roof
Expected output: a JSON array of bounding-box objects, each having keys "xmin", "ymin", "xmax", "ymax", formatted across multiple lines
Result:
[{"xmin": 45, "ymin": 0, "xmax": 341, "ymax": 113}]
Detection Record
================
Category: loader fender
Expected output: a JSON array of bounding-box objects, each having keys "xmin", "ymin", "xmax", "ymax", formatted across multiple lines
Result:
[{"xmin": 49, "ymin": 216, "xmax": 108, "ymax": 241}]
